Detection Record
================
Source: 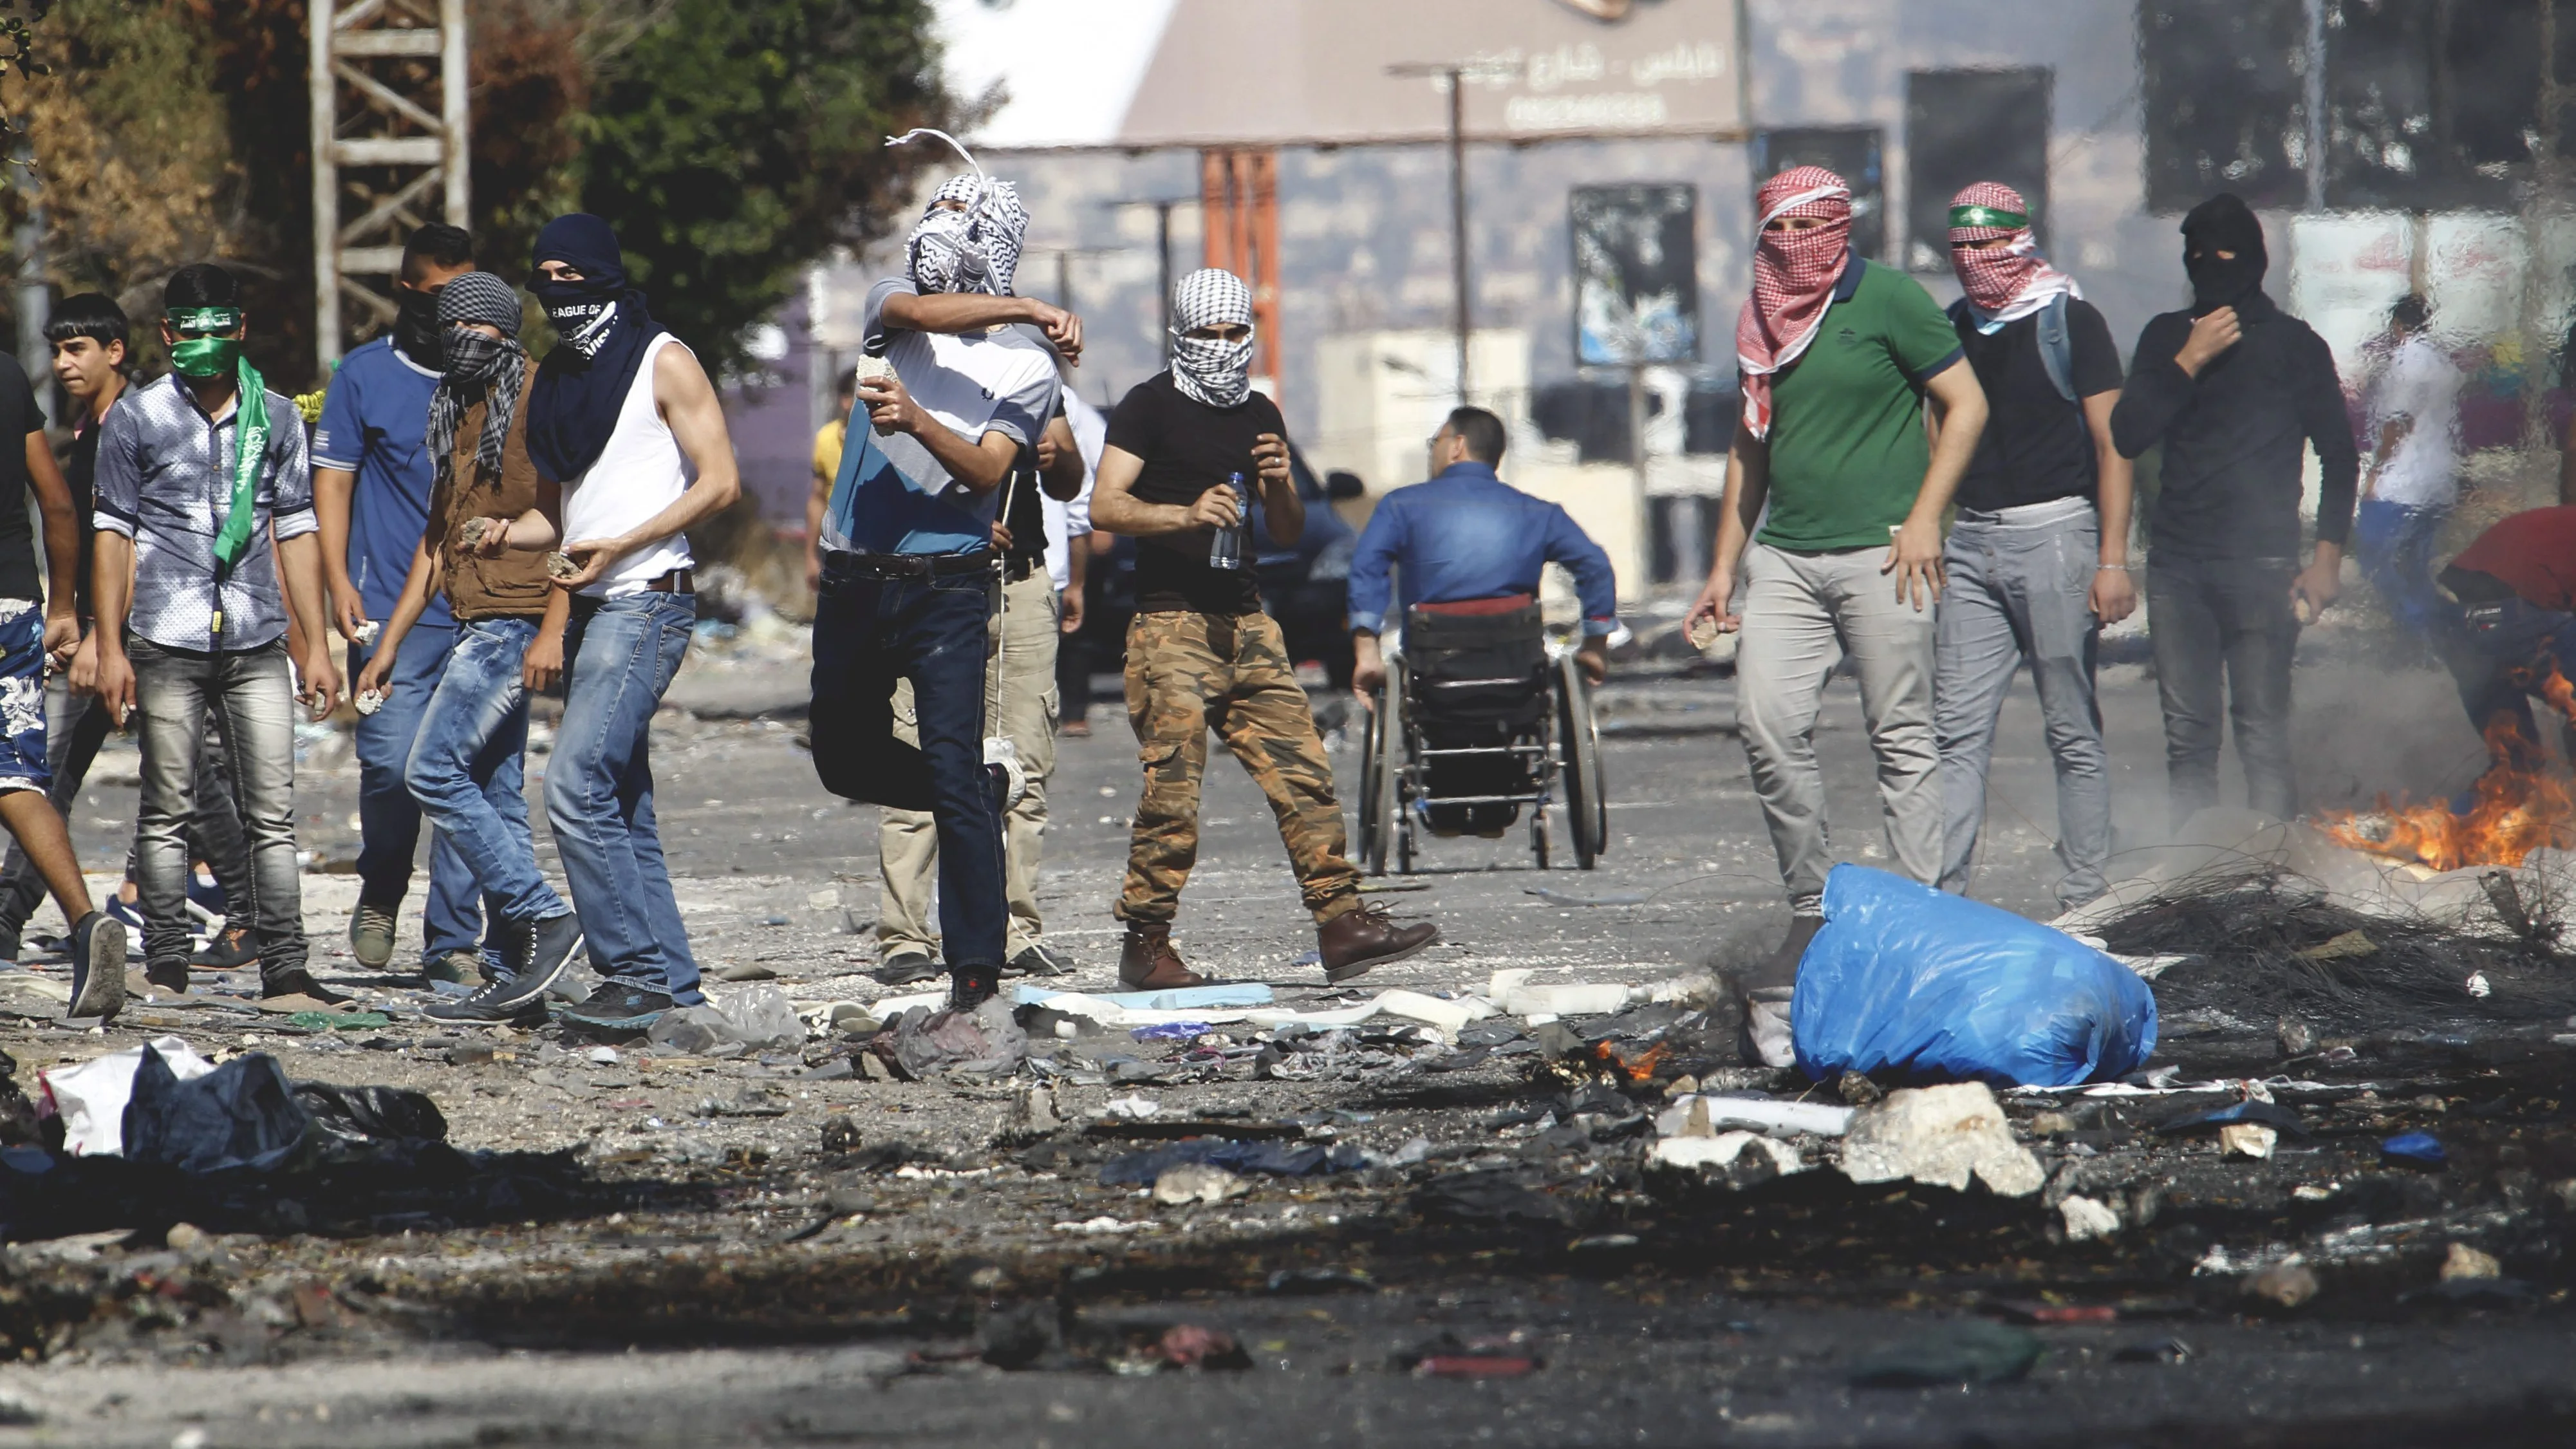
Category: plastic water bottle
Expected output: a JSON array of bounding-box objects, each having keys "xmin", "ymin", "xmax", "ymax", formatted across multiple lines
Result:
[{"xmin": 1207, "ymin": 472, "xmax": 1248, "ymax": 570}]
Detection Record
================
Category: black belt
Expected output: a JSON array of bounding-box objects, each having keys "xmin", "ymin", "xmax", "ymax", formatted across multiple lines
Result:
[
  {"xmin": 826, "ymin": 549, "xmax": 997, "ymax": 581},
  {"xmin": 640, "ymin": 568, "xmax": 693, "ymax": 594}
]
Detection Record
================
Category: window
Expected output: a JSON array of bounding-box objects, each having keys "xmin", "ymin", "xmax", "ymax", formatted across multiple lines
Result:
[
  {"xmin": 1750, "ymin": 127, "xmax": 1886, "ymax": 263},
  {"xmin": 1905, "ymin": 69, "xmax": 2051, "ymax": 272},
  {"xmin": 2139, "ymin": 0, "xmax": 2311, "ymax": 213}
]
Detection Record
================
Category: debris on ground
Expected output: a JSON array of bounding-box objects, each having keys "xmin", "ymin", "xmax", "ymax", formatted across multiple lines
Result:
[
  {"xmin": 1847, "ymin": 1320, "xmax": 2041, "ymax": 1387},
  {"xmin": 1839, "ymin": 1083, "xmax": 2045, "ymax": 1197}
]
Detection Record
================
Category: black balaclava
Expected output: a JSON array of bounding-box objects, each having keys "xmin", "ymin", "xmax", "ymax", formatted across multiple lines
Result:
[
  {"xmin": 393, "ymin": 285, "xmax": 446, "ymax": 370},
  {"xmin": 2179, "ymin": 192, "xmax": 2268, "ymax": 315}
]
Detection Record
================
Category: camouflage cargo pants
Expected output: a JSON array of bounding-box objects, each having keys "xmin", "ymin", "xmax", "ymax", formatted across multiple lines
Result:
[{"xmin": 1118, "ymin": 609, "xmax": 1361, "ymax": 926}]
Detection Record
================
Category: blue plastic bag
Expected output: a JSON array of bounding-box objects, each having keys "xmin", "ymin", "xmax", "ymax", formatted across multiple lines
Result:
[{"xmin": 1791, "ymin": 866, "xmax": 2158, "ymax": 1087}]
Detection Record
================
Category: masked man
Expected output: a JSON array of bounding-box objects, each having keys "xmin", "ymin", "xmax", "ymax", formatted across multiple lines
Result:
[
  {"xmin": 1932, "ymin": 183, "xmax": 2133, "ymax": 911},
  {"xmin": 808, "ymin": 156, "xmax": 1063, "ymax": 1011},
  {"xmin": 1092, "ymin": 268, "xmax": 1439, "ymax": 989},
  {"xmin": 2113, "ymin": 193, "xmax": 2357, "ymax": 827},
  {"xmin": 468, "ymin": 215, "xmax": 743, "ymax": 1036},
  {"xmin": 91, "ymin": 264, "xmax": 345, "ymax": 1001}
]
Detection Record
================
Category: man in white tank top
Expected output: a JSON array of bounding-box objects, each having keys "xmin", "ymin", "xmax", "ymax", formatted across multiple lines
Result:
[{"xmin": 472, "ymin": 214, "xmax": 743, "ymax": 1036}]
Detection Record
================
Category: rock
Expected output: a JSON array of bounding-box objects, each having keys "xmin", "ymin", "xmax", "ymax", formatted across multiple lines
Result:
[
  {"xmin": 2441, "ymin": 1242, "xmax": 2501, "ymax": 1281},
  {"xmin": 718, "ymin": 961, "xmax": 779, "ymax": 982},
  {"xmin": 2059, "ymin": 1194, "xmax": 2120, "ymax": 1242},
  {"xmin": 1153, "ymin": 1163, "xmax": 1249, "ymax": 1204},
  {"xmin": 1839, "ymin": 1083, "xmax": 2045, "ymax": 1197},
  {"xmin": 2277, "ymin": 1016, "xmax": 2315, "ymax": 1057},
  {"xmin": 2028, "ymin": 1112, "xmax": 2076, "ymax": 1137},
  {"xmin": 819, "ymin": 1114, "xmax": 863, "ymax": 1153},
  {"xmin": 2244, "ymin": 1261, "xmax": 2319, "ymax": 1309},
  {"xmin": 163, "ymin": 1222, "xmax": 207, "ymax": 1251},
  {"xmin": 1836, "ymin": 1070, "xmax": 1883, "ymax": 1106},
  {"xmin": 2218, "ymin": 1123, "xmax": 2277, "ymax": 1159}
]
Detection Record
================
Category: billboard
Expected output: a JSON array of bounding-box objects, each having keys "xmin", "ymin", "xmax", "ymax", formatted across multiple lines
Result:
[
  {"xmin": 1571, "ymin": 184, "xmax": 1701, "ymax": 367},
  {"xmin": 936, "ymin": 0, "xmax": 1747, "ymax": 151}
]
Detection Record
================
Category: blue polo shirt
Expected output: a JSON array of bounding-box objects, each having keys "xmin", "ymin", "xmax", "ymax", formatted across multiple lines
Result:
[{"xmin": 312, "ymin": 337, "xmax": 451, "ymax": 626}]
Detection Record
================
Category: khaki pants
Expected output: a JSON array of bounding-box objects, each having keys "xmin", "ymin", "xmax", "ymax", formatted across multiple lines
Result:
[
  {"xmin": 1117, "ymin": 609, "xmax": 1361, "ymax": 927},
  {"xmin": 877, "ymin": 567, "xmax": 1058, "ymax": 960}
]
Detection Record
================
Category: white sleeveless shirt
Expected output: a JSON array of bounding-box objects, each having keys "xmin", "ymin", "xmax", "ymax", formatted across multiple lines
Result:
[{"xmin": 560, "ymin": 332, "xmax": 696, "ymax": 597}]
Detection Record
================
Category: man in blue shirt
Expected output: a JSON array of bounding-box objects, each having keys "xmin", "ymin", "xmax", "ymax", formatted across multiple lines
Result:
[
  {"xmin": 1348, "ymin": 405, "xmax": 1618, "ymax": 697},
  {"xmin": 312, "ymin": 223, "xmax": 482, "ymax": 984}
]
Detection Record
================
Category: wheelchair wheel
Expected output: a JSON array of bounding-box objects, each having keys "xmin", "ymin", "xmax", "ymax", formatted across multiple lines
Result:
[
  {"xmin": 1556, "ymin": 653, "xmax": 1608, "ymax": 869},
  {"xmin": 1367, "ymin": 658, "xmax": 1410, "ymax": 875},
  {"xmin": 1530, "ymin": 794, "xmax": 1551, "ymax": 870}
]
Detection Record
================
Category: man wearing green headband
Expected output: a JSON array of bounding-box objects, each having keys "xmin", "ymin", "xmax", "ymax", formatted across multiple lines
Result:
[{"xmin": 90, "ymin": 263, "xmax": 346, "ymax": 1002}]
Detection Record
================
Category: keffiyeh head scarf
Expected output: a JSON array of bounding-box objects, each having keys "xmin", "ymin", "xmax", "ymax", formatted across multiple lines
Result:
[
  {"xmin": 1946, "ymin": 182, "xmax": 2080, "ymax": 329},
  {"xmin": 1168, "ymin": 268, "xmax": 1255, "ymax": 409},
  {"xmin": 1735, "ymin": 166, "xmax": 1853, "ymax": 440},
  {"xmin": 427, "ymin": 270, "xmax": 528, "ymax": 491},
  {"xmin": 888, "ymin": 130, "xmax": 1029, "ymax": 297}
]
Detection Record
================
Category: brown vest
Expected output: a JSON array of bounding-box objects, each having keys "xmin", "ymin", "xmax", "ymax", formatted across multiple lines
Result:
[{"xmin": 432, "ymin": 360, "xmax": 552, "ymax": 619}]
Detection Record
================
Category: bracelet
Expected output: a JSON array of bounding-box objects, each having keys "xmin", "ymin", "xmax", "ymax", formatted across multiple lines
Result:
[{"xmin": 2096, "ymin": 563, "xmax": 2130, "ymax": 572}]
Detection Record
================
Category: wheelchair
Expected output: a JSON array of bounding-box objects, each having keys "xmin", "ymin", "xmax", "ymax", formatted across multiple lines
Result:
[{"xmin": 1357, "ymin": 596, "xmax": 1607, "ymax": 874}]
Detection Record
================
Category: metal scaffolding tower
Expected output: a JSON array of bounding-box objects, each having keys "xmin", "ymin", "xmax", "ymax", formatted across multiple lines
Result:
[{"xmin": 308, "ymin": 0, "xmax": 469, "ymax": 368}]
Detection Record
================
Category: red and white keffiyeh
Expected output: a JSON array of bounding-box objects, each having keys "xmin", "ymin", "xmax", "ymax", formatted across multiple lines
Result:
[
  {"xmin": 1735, "ymin": 166, "xmax": 1853, "ymax": 440},
  {"xmin": 1947, "ymin": 181, "xmax": 2080, "ymax": 326}
]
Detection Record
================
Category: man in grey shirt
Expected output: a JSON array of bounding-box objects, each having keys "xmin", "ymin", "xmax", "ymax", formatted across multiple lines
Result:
[{"xmin": 91, "ymin": 264, "xmax": 344, "ymax": 999}]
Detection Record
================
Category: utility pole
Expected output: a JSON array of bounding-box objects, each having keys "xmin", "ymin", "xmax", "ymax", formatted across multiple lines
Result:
[
  {"xmin": 310, "ymin": 0, "xmax": 471, "ymax": 369},
  {"xmin": 1389, "ymin": 61, "xmax": 1502, "ymax": 406}
]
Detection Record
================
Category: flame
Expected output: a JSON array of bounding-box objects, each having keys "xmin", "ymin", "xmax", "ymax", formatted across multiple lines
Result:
[
  {"xmin": 1594, "ymin": 1039, "xmax": 1669, "ymax": 1082},
  {"xmin": 2313, "ymin": 665, "xmax": 2576, "ymax": 871}
]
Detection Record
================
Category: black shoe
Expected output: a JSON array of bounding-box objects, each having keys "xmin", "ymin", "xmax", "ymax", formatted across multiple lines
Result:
[
  {"xmin": 561, "ymin": 985, "xmax": 675, "ymax": 1035},
  {"xmin": 425, "ymin": 976, "xmax": 548, "ymax": 1025},
  {"xmin": 188, "ymin": 926, "xmax": 257, "ymax": 970},
  {"xmin": 68, "ymin": 911, "xmax": 126, "ymax": 1021},
  {"xmin": 0, "ymin": 922, "xmax": 23, "ymax": 964},
  {"xmin": 490, "ymin": 912, "xmax": 583, "ymax": 1010},
  {"xmin": 263, "ymin": 969, "xmax": 351, "ymax": 1006},
  {"xmin": 142, "ymin": 958, "xmax": 190, "ymax": 995},
  {"xmin": 872, "ymin": 950, "xmax": 940, "ymax": 987},
  {"xmin": 949, "ymin": 964, "xmax": 1001, "ymax": 1011},
  {"xmin": 1003, "ymin": 943, "xmax": 1076, "ymax": 978}
]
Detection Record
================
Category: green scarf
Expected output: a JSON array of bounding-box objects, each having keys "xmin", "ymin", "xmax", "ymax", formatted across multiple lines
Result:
[{"xmin": 167, "ymin": 317, "xmax": 266, "ymax": 572}]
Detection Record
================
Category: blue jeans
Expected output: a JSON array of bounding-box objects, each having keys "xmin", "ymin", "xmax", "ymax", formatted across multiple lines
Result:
[
  {"xmin": 2445, "ymin": 595, "xmax": 2576, "ymax": 771},
  {"xmin": 348, "ymin": 624, "xmax": 480, "ymax": 962},
  {"xmin": 809, "ymin": 557, "xmax": 1007, "ymax": 970},
  {"xmin": 404, "ymin": 617, "xmax": 566, "ymax": 957},
  {"xmin": 548, "ymin": 592, "xmax": 700, "ymax": 1004},
  {"xmin": 2148, "ymin": 554, "xmax": 2301, "ymax": 828},
  {"xmin": 2356, "ymin": 498, "xmax": 2450, "ymax": 641}
]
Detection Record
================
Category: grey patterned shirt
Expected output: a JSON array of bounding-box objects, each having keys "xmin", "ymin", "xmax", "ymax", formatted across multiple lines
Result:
[{"xmin": 92, "ymin": 373, "xmax": 317, "ymax": 653}]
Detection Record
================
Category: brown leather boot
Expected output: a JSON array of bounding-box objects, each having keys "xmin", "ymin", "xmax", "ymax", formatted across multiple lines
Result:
[
  {"xmin": 1117, "ymin": 922, "xmax": 1209, "ymax": 989},
  {"xmin": 1316, "ymin": 902, "xmax": 1440, "ymax": 984}
]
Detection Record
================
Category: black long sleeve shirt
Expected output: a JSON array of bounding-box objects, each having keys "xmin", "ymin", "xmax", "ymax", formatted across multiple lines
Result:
[{"xmin": 2111, "ymin": 294, "xmax": 2358, "ymax": 561}]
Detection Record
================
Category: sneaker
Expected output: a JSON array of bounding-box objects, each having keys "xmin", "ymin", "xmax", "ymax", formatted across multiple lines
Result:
[
  {"xmin": 491, "ymin": 913, "xmax": 583, "ymax": 1011},
  {"xmin": 185, "ymin": 869, "xmax": 227, "ymax": 919},
  {"xmin": 188, "ymin": 926, "xmax": 257, "ymax": 971},
  {"xmin": 872, "ymin": 949, "xmax": 940, "ymax": 987},
  {"xmin": 1004, "ymin": 942, "xmax": 1076, "ymax": 978},
  {"xmin": 263, "ymin": 968, "xmax": 351, "ymax": 1005},
  {"xmin": 1315, "ymin": 901, "xmax": 1440, "ymax": 984},
  {"xmin": 424, "ymin": 949, "xmax": 487, "ymax": 989},
  {"xmin": 949, "ymin": 963, "xmax": 1001, "ymax": 1011},
  {"xmin": 67, "ymin": 911, "xmax": 126, "ymax": 1021},
  {"xmin": 561, "ymin": 985, "xmax": 675, "ymax": 1035},
  {"xmin": 348, "ymin": 899, "xmax": 400, "ymax": 971},
  {"xmin": 0, "ymin": 922, "xmax": 21, "ymax": 964},
  {"xmin": 425, "ymin": 976, "xmax": 546, "ymax": 1025},
  {"xmin": 106, "ymin": 893, "xmax": 145, "ymax": 935}
]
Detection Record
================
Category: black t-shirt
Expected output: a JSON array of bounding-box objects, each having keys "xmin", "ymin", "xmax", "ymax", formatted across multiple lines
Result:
[
  {"xmin": 0, "ymin": 355, "xmax": 46, "ymax": 603},
  {"xmin": 1105, "ymin": 371, "xmax": 1281, "ymax": 615},
  {"xmin": 1951, "ymin": 298, "xmax": 2123, "ymax": 512}
]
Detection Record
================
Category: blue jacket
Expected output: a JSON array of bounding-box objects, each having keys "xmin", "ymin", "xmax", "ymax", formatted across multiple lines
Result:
[{"xmin": 1346, "ymin": 462, "xmax": 1618, "ymax": 637}]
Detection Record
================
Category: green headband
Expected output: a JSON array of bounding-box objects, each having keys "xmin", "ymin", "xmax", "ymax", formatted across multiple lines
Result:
[
  {"xmin": 165, "ymin": 306, "xmax": 243, "ymax": 335},
  {"xmin": 1949, "ymin": 204, "xmax": 2028, "ymax": 231}
]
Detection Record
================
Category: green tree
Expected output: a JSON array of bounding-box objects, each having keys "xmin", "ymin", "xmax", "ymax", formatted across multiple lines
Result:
[{"xmin": 568, "ymin": 0, "xmax": 957, "ymax": 375}]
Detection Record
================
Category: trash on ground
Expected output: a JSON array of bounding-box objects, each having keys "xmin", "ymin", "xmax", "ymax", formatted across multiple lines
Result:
[
  {"xmin": 2243, "ymin": 1261, "xmax": 2320, "ymax": 1309},
  {"xmin": 1793, "ymin": 866, "xmax": 2157, "ymax": 1087},
  {"xmin": 2154, "ymin": 1098, "xmax": 2309, "ymax": 1137},
  {"xmin": 1414, "ymin": 1170, "xmax": 1576, "ymax": 1226},
  {"xmin": 1396, "ymin": 1331, "xmax": 1542, "ymax": 1378},
  {"xmin": 1847, "ymin": 1320, "xmax": 2040, "ymax": 1387},
  {"xmin": 2059, "ymin": 1193, "xmax": 2122, "ymax": 1240},
  {"xmin": 1101, "ymin": 1138, "xmax": 1365, "ymax": 1185},
  {"xmin": 2441, "ymin": 1242, "xmax": 2501, "ymax": 1281},
  {"xmin": 2382, "ymin": 1131, "xmax": 2447, "ymax": 1168},
  {"xmin": 1838, "ymin": 1082, "xmax": 2045, "ymax": 1197},
  {"xmin": 2217, "ymin": 1123, "xmax": 2279, "ymax": 1159},
  {"xmin": 1655, "ymin": 1093, "xmax": 1853, "ymax": 1139},
  {"xmin": 1151, "ymin": 1162, "xmax": 1249, "ymax": 1204},
  {"xmin": 1648, "ymin": 1130, "xmax": 1804, "ymax": 1184},
  {"xmin": 39, "ymin": 1036, "xmax": 214, "ymax": 1157}
]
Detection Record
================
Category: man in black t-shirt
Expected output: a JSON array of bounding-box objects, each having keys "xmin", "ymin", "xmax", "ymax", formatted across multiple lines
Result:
[
  {"xmin": 1933, "ymin": 183, "xmax": 2133, "ymax": 910},
  {"xmin": 1091, "ymin": 269, "xmax": 1437, "ymax": 989}
]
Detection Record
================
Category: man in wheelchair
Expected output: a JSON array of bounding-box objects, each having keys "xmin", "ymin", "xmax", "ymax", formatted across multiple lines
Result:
[{"xmin": 1349, "ymin": 407, "xmax": 1618, "ymax": 837}]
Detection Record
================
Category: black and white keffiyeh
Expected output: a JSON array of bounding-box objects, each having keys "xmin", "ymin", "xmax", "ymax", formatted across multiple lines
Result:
[
  {"xmin": 428, "ymin": 270, "xmax": 529, "ymax": 489},
  {"xmin": 889, "ymin": 129, "xmax": 1028, "ymax": 297},
  {"xmin": 1169, "ymin": 267, "xmax": 1255, "ymax": 409}
]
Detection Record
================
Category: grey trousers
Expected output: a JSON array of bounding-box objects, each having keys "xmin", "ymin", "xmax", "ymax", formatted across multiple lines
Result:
[
  {"xmin": 1733, "ymin": 541, "xmax": 1941, "ymax": 916},
  {"xmin": 131, "ymin": 638, "xmax": 306, "ymax": 981},
  {"xmin": 1933, "ymin": 504, "xmax": 2111, "ymax": 909}
]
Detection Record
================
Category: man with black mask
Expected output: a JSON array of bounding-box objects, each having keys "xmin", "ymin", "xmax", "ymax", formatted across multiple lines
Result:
[
  {"xmin": 2113, "ymin": 193, "xmax": 2357, "ymax": 828},
  {"xmin": 313, "ymin": 223, "xmax": 485, "ymax": 986}
]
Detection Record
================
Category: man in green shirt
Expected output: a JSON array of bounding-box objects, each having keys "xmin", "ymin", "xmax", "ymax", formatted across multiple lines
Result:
[{"xmin": 1686, "ymin": 167, "xmax": 1988, "ymax": 1059}]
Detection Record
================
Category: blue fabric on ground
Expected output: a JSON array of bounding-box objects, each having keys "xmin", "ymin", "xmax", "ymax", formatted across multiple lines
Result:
[{"xmin": 1791, "ymin": 865, "xmax": 2158, "ymax": 1088}]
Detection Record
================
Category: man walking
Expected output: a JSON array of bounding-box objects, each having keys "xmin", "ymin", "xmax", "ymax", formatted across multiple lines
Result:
[
  {"xmin": 2355, "ymin": 294, "xmax": 2461, "ymax": 643},
  {"xmin": 1931, "ymin": 183, "xmax": 2133, "ymax": 910},
  {"xmin": 91, "ymin": 264, "xmax": 344, "ymax": 1000},
  {"xmin": 355, "ymin": 272, "xmax": 584, "ymax": 1024},
  {"xmin": 1685, "ymin": 167, "xmax": 1988, "ymax": 985},
  {"xmin": 2112, "ymin": 192, "xmax": 2357, "ymax": 828},
  {"xmin": 808, "ymin": 169, "xmax": 1061, "ymax": 1010},
  {"xmin": 313, "ymin": 223, "xmax": 483, "ymax": 982},
  {"xmin": 1092, "ymin": 268, "xmax": 1439, "ymax": 989},
  {"xmin": 470, "ymin": 214, "xmax": 742, "ymax": 1035}
]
